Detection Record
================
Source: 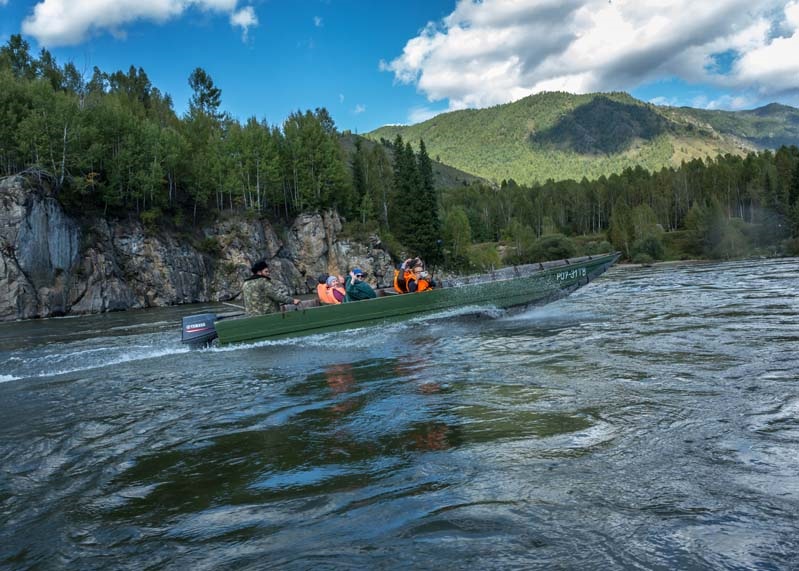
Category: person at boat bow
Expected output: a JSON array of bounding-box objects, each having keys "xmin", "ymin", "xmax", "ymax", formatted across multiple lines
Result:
[
  {"xmin": 242, "ymin": 259, "xmax": 300, "ymax": 315},
  {"xmin": 344, "ymin": 268, "xmax": 376, "ymax": 301}
]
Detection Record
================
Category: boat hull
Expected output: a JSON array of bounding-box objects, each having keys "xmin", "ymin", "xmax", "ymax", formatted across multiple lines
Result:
[{"xmin": 212, "ymin": 252, "xmax": 620, "ymax": 346}]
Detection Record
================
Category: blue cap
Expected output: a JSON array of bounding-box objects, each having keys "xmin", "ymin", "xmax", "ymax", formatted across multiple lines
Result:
[{"xmin": 352, "ymin": 268, "xmax": 364, "ymax": 276}]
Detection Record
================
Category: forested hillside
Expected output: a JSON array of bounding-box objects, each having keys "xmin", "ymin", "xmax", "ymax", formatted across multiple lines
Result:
[
  {"xmin": 671, "ymin": 103, "xmax": 799, "ymax": 150},
  {"xmin": 1, "ymin": 34, "xmax": 798, "ymax": 270},
  {"xmin": 368, "ymin": 92, "xmax": 799, "ymax": 185},
  {"xmin": 0, "ymin": 35, "xmax": 445, "ymax": 263}
]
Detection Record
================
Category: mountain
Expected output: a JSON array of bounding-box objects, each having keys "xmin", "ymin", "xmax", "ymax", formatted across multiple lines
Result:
[
  {"xmin": 671, "ymin": 102, "xmax": 799, "ymax": 150},
  {"xmin": 367, "ymin": 92, "xmax": 799, "ymax": 186}
]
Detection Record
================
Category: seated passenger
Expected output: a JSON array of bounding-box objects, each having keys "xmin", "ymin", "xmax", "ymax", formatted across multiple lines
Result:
[
  {"xmin": 406, "ymin": 264, "xmax": 436, "ymax": 292},
  {"xmin": 394, "ymin": 257, "xmax": 436, "ymax": 293},
  {"xmin": 393, "ymin": 257, "xmax": 415, "ymax": 293},
  {"xmin": 344, "ymin": 268, "xmax": 376, "ymax": 301},
  {"xmin": 318, "ymin": 275, "xmax": 346, "ymax": 304},
  {"xmin": 242, "ymin": 259, "xmax": 301, "ymax": 315}
]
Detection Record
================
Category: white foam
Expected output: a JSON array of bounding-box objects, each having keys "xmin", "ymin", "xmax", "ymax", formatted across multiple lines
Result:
[
  {"xmin": 8, "ymin": 345, "xmax": 191, "ymax": 381},
  {"xmin": 0, "ymin": 374, "xmax": 20, "ymax": 383}
]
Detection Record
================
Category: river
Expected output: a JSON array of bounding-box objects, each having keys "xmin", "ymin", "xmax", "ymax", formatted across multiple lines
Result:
[{"xmin": 1, "ymin": 257, "xmax": 797, "ymax": 570}]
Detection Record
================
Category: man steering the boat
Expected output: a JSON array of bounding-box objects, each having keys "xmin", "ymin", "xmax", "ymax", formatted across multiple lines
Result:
[{"xmin": 242, "ymin": 259, "xmax": 300, "ymax": 315}]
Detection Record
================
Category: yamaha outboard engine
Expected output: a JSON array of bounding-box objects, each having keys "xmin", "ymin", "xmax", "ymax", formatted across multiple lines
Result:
[{"xmin": 181, "ymin": 313, "xmax": 218, "ymax": 349}]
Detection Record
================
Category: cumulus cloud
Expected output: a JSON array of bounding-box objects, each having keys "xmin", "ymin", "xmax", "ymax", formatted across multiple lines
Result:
[
  {"xmin": 22, "ymin": 0, "xmax": 257, "ymax": 46},
  {"xmin": 382, "ymin": 0, "xmax": 796, "ymax": 111},
  {"xmin": 231, "ymin": 6, "xmax": 258, "ymax": 42},
  {"xmin": 354, "ymin": 104, "xmax": 366, "ymax": 114}
]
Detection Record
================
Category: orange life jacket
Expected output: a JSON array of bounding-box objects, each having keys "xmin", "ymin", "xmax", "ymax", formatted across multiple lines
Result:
[
  {"xmin": 393, "ymin": 269, "xmax": 410, "ymax": 294},
  {"xmin": 317, "ymin": 283, "xmax": 345, "ymax": 304},
  {"xmin": 406, "ymin": 271, "xmax": 434, "ymax": 293}
]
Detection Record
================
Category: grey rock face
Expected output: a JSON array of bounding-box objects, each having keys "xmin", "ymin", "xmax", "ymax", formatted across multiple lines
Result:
[
  {"xmin": 0, "ymin": 176, "xmax": 80, "ymax": 319},
  {"xmin": 0, "ymin": 175, "xmax": 396, "ymax": 321}
]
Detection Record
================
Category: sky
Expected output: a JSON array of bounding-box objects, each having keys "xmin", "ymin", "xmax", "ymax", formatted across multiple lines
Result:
[{"xmin": 1, "ymin": 0, "xmax": 799, "ymax": 133}]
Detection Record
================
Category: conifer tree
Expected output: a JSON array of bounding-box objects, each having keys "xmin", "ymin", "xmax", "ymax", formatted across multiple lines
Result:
[{"xmin": 415, "ymin": 139, "xmax": 442, "ymax": 263}]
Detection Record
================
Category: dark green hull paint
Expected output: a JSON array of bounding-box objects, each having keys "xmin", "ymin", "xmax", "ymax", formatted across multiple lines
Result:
[{"xmin": 214, "ymin": 252, "xmax": 620, "ymax": 346}]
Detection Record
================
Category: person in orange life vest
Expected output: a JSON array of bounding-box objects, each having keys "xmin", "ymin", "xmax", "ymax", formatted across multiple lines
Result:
[
  {"xmin": 317, "ymin": 275, "xmax": 346, "ymax": 304},
  {"xmin": 394, "ymin": 257, "xmax": 422, "ymax": 293},
  {"xmin": 406, "ymin": 263, "xmax": 436, "ymax": 292}
]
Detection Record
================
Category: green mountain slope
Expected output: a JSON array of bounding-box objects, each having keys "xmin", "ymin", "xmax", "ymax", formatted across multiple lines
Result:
[
  {"xmin": 367, "ymin": 92, "xmax": 799, "ymax": 185},
  {"xmin": 669, "ymin": 103, "xmax": 799, "ymax": 149}
]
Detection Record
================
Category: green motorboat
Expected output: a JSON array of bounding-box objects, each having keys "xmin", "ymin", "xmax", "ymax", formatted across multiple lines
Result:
[{"xmin": 180, "ymin": 252, "xmax": 620, "ymax": 348}]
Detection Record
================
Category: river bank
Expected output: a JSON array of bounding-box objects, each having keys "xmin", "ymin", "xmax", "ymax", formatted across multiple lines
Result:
[{"xmin": 0, "ymin": 174, "xmax": 393, "ymax": 322}]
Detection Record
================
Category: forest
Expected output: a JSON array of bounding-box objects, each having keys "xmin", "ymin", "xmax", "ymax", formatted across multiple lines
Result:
[{"xmin": 1, "ymin": 35, "xmax": 798, "ymax": 270}]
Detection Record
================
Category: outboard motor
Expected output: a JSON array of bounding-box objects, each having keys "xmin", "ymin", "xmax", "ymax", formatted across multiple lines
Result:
[{"xmin": 181, "ymin": 313, "xmax": 218, "ymax": 349}]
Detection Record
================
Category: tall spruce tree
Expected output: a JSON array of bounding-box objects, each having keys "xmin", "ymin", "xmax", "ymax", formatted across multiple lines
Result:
[{"xmin": 415, "ymin": 139, "xmax": 442, "ymax": 263}]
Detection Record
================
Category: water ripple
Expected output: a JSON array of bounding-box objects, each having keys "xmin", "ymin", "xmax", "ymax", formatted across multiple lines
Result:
[{"xmin": 1, "ymin": 257, "xmax": 799, "ymax": 569}]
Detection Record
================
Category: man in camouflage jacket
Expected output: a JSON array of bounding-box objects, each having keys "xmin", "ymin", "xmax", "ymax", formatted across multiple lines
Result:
[{"xmin": 242, "ymin": 260, "xmax": 300, "ymax": 315}]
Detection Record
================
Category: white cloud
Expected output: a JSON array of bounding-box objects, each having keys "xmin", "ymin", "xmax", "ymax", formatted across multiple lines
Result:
[
  {"xmin": 649, "ymin": 96, "xmax": 679, "ymax": 107},
  {"xmin": 703, "ymin": 94, "xmax": 757, "ymax": 110},
  {"xmin": 339, "ymin": 93, "xmax": 345, "ymax": 103},
  {"xmin": 21, "ymin": 0, "xmax": 255, "ymax": 46},
  {"xmin": 354, "ymin": 104, "xmax": 366, "ymax": 114},
  {"xmin": 230, "ymin": 6, "xmax": 258, "ymax": 42},
  {"xmin": 314, "ymin": 16, "xmax": 323, "ymax": 28},
  {"xmin": 383, "ymin": 0, "xmax": 795, "ymax": 111},
  {"xmin": 0, "ymin": 0, "xmax": 8, "ymax": 7}
]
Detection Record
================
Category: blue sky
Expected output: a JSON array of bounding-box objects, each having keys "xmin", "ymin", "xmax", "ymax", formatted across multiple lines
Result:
[{"xmin": 2, "ymin": 1, "xmax": 798, "ymax": 133}]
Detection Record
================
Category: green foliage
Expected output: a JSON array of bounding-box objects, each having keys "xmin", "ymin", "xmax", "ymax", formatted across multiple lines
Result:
[
  {"xmin": 783, "ymin": 237, "xmax": 799, "ymax": 256},
  {"xmin": 188, "ymin": 67, "xmax": 222, "ymax": 119},
  {"xmin": 377, "ymin": 232, "xmax": 404, "ymax": 263},
  {"xmin": 684, "ymin": 201, "xmax": 753, "ymax": 259},
  {"xmin": 442, "ymin": 205, "xmax": 472, "ymax": 267},
  {"xmin": 197, "ymin": 236, "xmax": 222, "ymax": 257},
  {"xmin": 140, "ymin": 208, "xmax": 162, "ymax": 232},
  {"xmin": 502, "ymin": 220, "xmax": 538, "ymax": 264},
  {"xmin": 529, "ymin": 234, "xmax": 577, "ymax": 262},
  {"xmin": 631, "ymin": 252, "xmax": 654, "ymax": 264},
  {"xmin": 632, "ymin": 234, "xmax": 664, "ymax": 261},
  {"xmin": 341, "ymin": 218, "xmax": 380, "ymax": 244},
  {"xmin": 467, "ymin": 243, "xmax": 502, "ymax": 271}
]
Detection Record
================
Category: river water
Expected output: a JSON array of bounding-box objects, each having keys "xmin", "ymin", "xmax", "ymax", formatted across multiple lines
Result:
[{"xmin": 1, "ymin": 258, "xmax": 797, "ymax": 570}]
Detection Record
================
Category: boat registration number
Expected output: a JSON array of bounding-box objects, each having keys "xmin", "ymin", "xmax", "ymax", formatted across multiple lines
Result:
[{"xmin": 555, "ymin": 267, "xmax": 587, "ymax": 281}]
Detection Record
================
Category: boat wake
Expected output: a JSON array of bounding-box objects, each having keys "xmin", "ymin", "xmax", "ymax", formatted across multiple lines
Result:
[{"xmin": 3, "ymin": 333, "xmax": 190, "ymax": 382}]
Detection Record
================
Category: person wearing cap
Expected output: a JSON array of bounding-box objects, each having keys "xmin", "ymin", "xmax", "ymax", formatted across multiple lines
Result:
[
  {"xmin": 242, "ymin": 259, "xmax": 301, "ymax": 315},
  {"xmin": 344, "ymin": 267, "xmax": 376, "ymax": 302},
  {"xmin": 317, "ymin": 274, "xmax": 346, "ymax": 304}
]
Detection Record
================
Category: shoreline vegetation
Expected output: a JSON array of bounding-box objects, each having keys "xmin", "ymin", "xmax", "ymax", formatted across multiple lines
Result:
[{"xmin": 1, "ymin": 35, "xmax": 799, "ymax": 322}]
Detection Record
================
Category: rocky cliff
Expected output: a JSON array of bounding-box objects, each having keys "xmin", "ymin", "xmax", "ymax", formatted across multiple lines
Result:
[{"xmin": 0, "ymin": 175, "xmax": 393, "ymax": 321}]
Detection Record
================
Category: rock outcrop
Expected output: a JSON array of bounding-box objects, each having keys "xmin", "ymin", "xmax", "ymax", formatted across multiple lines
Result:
[{"xmin": 0, "ymin": 175, "xmax": 394, "ymax": 321}]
